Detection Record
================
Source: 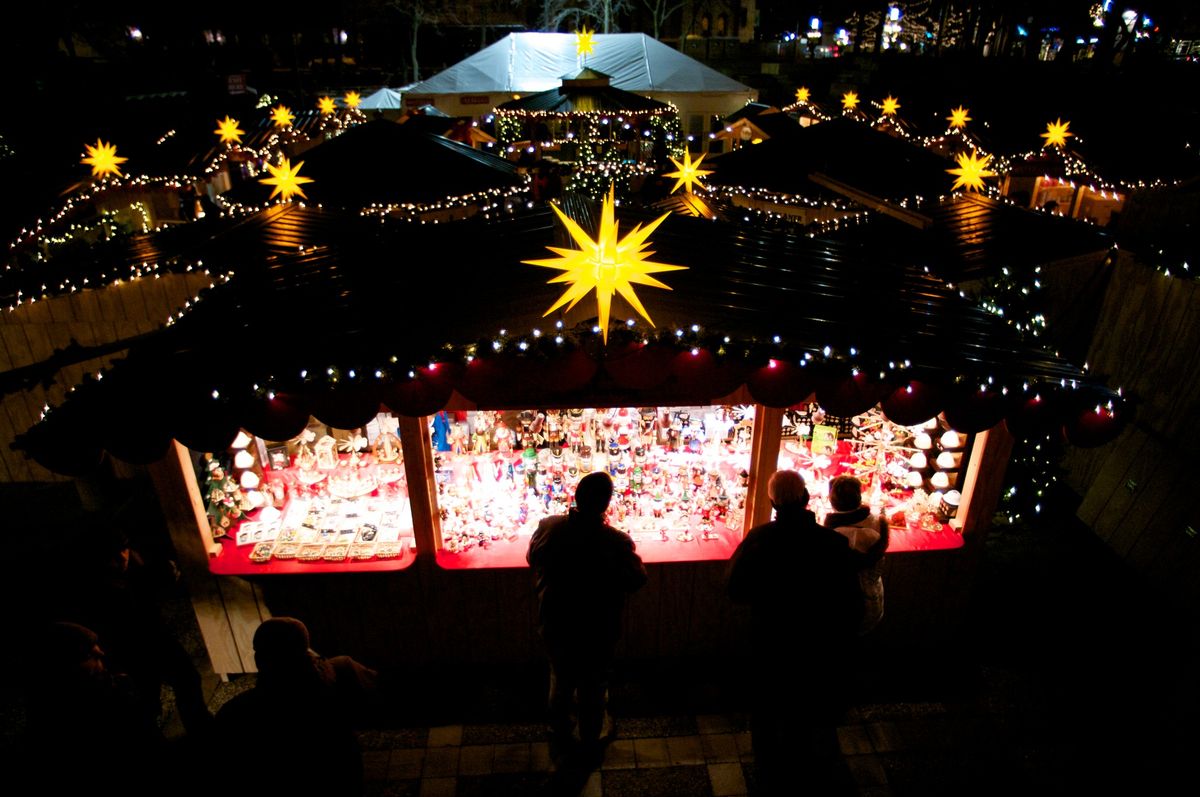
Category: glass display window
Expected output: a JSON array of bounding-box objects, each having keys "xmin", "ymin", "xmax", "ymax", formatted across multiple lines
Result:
[
  {"xmin": 201, "ymin": 412, "xmax": 418, "ymax": 574},
  {"xmin": 430, "ymin": 405, "xmax": 758, "ymax": 568},
  {"xmin": 776, "ymin": 402, "xmax": 967, "ymax": 552}
]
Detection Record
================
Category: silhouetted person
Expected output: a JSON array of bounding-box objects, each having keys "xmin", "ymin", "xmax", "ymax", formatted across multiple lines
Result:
[
  {"xmin": 826, "ymin": 475, "xmax": 889, "ymax": 636},
  {"xmin": 213, "ymin": 617, "xmax": 377, "ymax": 796},
  {"xmin": 528, "ymin": 471, "xmax": 647, "ymax": 763},
  {"xmin": 25, "ymin": 621, "xmax": 164, "ymax": 794},
  {"xmin": 728, "ymin": 470, "xmax": 863, "ymax": 794},
  {"xmin": 57, "ymin": 521, "xmax": 213, "ymax": 737}
]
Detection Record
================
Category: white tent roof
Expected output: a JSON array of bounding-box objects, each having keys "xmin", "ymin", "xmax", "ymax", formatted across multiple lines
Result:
[
  {"xmin": 359, "ymin": 87, "xmax": 405, "ymax": 109},
  {"xmin": 407, "ymin": 33, "xmax": 752, "ymax": 95}
]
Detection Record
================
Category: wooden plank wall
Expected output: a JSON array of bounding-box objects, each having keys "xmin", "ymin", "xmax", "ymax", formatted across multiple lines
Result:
[
  {"xmin": 225, "ymin": 549, "xmax": 968, "ymax": 674},
  {"xmin": 1064, "ymin": 253, "xmax": 1200, "ymax": 610},
  {"xmin": 0, "ymin": 272, "xmax": 214, "ymax": 482}
]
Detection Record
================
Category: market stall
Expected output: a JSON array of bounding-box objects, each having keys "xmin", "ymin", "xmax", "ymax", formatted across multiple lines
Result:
[{"xmin": 15, "ymin": 186, "xmax": 1126, "ymax": 671}]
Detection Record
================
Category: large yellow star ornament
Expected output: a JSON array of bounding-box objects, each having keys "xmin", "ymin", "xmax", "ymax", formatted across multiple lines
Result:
[
  {"xmin": 575, "ymin": 26, "xmax": 595, "ymax": 57},
  {"xmin": 523, "ymin": 186, "xmax": 686, "ymax": 343},
  {"xmin": 946, "ymin": 151, "xmax": 996, "ymax": 192},
  {"xmin": 947, "ymin": 106, "xmax": 971, "ymax": 129},
  {"xmin": 795, "ymin": 86, "xmax": 811, "ymax": 104},
  {"xmin": 214, "ymin": 116, "xmax": 245, "ymax": 144},
  {"xmin": 842, "ymin": 91, "xmax": 860, "ymax": 110},
  {"xmin": 344, "ymin": 91, "xmax": 362, "ymax": 109},
  {"xmin": 663, "ymin": 150, "xmax": 713, "ymax": 195},
  {"xmin": 259, "ymin": 156, "xmax": 314, "ymax": 201},
  {"xmin": 1041, "ymin": 118, "xmax": 1073, "ymax": 148},
  {"xmin": 81, "ymin": 140, "xmax": 127, "ymax": 179},
  {"xmin": 881, "ymin": 95, "xmax": 901, "ymax": 116},
  {"xmin": 317, "ymin": 96, "xmax": 337, "ymax": 115},
  {"xmin": 270, "ymin": 105, "xmax": 295, "ymax": 128}
]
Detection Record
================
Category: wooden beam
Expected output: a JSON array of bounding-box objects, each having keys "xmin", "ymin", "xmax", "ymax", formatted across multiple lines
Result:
[
  {"xmin": 148, "ymin": 441, "xmax": 264, "ymax": 674},
  {"xmin": 744, "ymin": 404, "xmax": 784, "ymax": 531},
  {"xmin": 953, "ymin": 425, "xmax": 1015, "ymax": 544},
  {"xmin": 809, "ymin": 172, "xmax": 935, "ymax": 229},
  {"xmin": 398, "ymin": 415, "xmax": 442, "ymax": 557}
]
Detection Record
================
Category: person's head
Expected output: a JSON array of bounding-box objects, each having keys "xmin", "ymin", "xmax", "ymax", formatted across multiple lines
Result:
[
  {"xmin": 253, "ymin": 617, "xmax": 312, "ymax": 676},
  {"xmin": 574, "ymin": 471, "xmax": 614, "ymax": 516},
  {"xmin": 767, "ymin": 470, "xmax": 808, "ymax": 510},
  {"xmin": 41, "ymin": 621, "xmax": 107, "ymax": 682},
  {"xmin": 829, "ymin": 475, "xmax": 864, "ymax": 512}
]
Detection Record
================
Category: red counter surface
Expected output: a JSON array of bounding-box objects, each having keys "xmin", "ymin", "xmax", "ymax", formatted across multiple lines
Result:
[
  {"xmin": 435, "ymin": 519, "xmax": 743, "ymax": 570},
  {"xmin": 433, "ymin": 515, "xmax": 959, "ymax": 570}
]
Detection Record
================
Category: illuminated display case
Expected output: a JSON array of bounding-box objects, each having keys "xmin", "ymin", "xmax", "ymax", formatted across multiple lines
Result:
[
  {"xmin": 204, "ymin": 412, "xmax": 418, "ymax": 574},
  {"xmin": 430, "ymin": 405, "xmax": 756, "ymax": 568},
  {"xmin": 774, "ymin": 402, "xmax": 967, "ymax": 553}
]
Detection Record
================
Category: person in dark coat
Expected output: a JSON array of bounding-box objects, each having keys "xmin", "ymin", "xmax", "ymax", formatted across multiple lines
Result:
[
  {"xmin": 213, "ymin": 617, "xmax": 377, "ymax": 796},
  {"xmin": 527, "ymin": 471, "xmax": 647, "ymax": 758},
  {"xmin": 728, "ymin": 469, "xmax": 864, "ymax": 793},
  {"xmin": 25, "ymin": 622, "xmax": 165, "ymax": 795},
  {"xmin": 57, "ymin": 521, "xmax": 213, "ymax": 737}
]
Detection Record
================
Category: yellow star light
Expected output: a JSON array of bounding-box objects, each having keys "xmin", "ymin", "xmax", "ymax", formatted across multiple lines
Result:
[
  {"xmin": 81, "ymin": 139, "xmax": 127, "ymax": 179},
  {"xmin": 523, "ymin": 185, "xmax": 686, "ymax": 343},
  {"xmin": 663, "ymin": 150, "xmax": 713, "ymax": 195},
  {"xmin": 575, "ymin": 26, "xmax": 595, "ymax": 57},
  {"xmin": 795, "ymin": 86, "xmax": 811, "ymax": 104},
  {"xmin": 213, "ymin": 116, "xmax": 245, "ymax": 144},
  {"xmin": 946, "ymin": 150, "xmax": 996, "ymax": 193},
  {"xmin": 317, "ymin": 96, "xmax": 337, "ymax": 114},
  {"xmin": 259, "ymin": 156, "xmax": 314, "ymax": 201},
  {"xmin": 270, "ymin": 105, "xmax": 295, "ymax": 128},
  {"xmin": 842, "ymin": 91, "xmax": 860, "ymax": 110},
  {"xmin": 344, "ymin": 91, "xmax": 361, "ymax": 109},
  {"xmin": 881, "ymin": 95, "xmax": 901, "ymax": 116},
  {"xmin": 947, "ymin": 105, "xmax": 971, "ymax": 129},
  {"xmin": 1041, "ymin": 118, "xmax": 1073, "ymax": 148}
]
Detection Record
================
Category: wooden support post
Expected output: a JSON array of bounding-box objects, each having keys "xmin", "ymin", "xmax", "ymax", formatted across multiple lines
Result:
[
  {"xmin": 953, "ymin": 425, "xmax": 1015, "ymax": 544},
  {"xmin": 148, "ymin": 441, "xmax": 267, "ymax": 675},
  {"xmin": 743, "ymin": 404, "xmax": 785, "ymax": 532},
  {"xmin": 398, "ymin": 415, "xmax": 442, "ymax": 557}
]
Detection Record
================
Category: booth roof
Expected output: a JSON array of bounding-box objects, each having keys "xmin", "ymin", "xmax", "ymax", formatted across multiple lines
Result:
[
  {"xmin": 822, "ymin": 193, "xmax": 1114, "ymax": 284},
  {"xmin": 359, "ymin": 87, "xmax": 405, "ymax": 110},
  {"xmin": 496, "ymin": 75, "xmax": 673, "ymax": 115},
  {"xmin": 222, "ymin": 119, "xmax": 524, "ymax": 207},
  {"xmin": 16, "ymin": 199, "xmax": 1126, "ymax": 473},
  {"xmin": 708, "ymin": 117, "xmax": 954, "ymax": 203},
  {"xmin": 405, "ymin": 33, "xmax": 754, "ymax": 96}
]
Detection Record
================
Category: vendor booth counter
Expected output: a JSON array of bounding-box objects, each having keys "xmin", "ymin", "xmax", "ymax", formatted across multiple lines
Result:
[{"xmin": 193, "ymin": 396, "xmax": 970, "ymax": 579}]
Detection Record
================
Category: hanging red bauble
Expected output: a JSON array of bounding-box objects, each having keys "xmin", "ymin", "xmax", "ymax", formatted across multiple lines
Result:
[{"xmin": 880, "ymin": 381, "xmax": 945, "ymax": 426}]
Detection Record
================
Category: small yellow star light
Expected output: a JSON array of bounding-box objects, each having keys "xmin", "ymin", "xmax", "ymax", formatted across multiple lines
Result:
[
  {"xmin": 258, "ymin": 156, "xmax": 313, "ymax": 201},
  {"xmin": 842, "ymin": 91, "xmax": 860, "ymax": 110},
  {"xmin": 81, "ymin": 139, "xmax": 127, "ymax": 179},
  {"xmin": 881, "ymin": 95, "xmax": 901, "ymax": 116},
  {"xmin": 575, "ymin": 26, "xmax": 595, "ymax": 57},
  {"xmin": 344, "ymin": 91, "xmax": 361, "ymax": 109},
  {"xmin": 1041, "ymin": 118, "xmax": 1073, "ymax": 148},
  {"xmin": 523, "ymin": 185, "xmax": 686, "ymax": 344},
  {"xmin": 795, "ymin": 86, "xmax": 811, "ymax": 104},
  {"xmin": 317, "ymin": 96, "xmax": 337, "ymax": 115},
  {"xmin": 946, "ymin": 150, "xmax": 996, "ymax": 193},
  {"xmin": 214, "ymin": 116, "xmax": 245, "ymax": 144},
  {"xmin": 270, "ymin": 105, "xmax": 295, "ymax": 128},
  {"xmin": 947, "ymin": 105, "xmax": 971, "ymax": 129},
  {"xmin": 663, "ymin": 150, "xmax": 713, "ymax": 195}
]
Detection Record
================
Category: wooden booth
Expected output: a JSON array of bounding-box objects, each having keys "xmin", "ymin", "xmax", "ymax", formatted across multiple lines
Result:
[{"xmin": 16, "ymin": 195, "xmax": 1127, "ymax": 675}]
